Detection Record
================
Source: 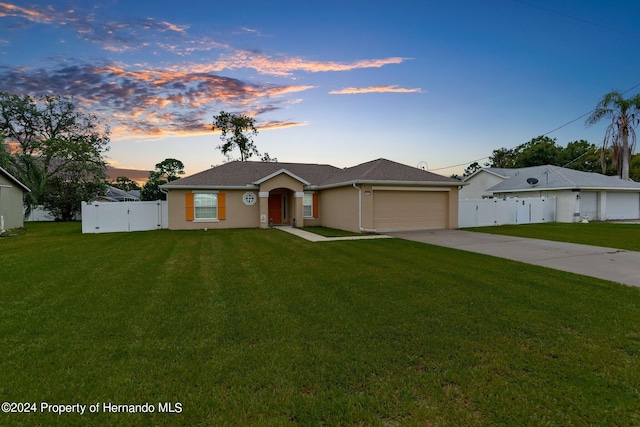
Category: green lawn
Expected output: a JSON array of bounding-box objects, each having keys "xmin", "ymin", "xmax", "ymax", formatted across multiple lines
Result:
[
  {"xmin": 468, "ymin": 221, "xmax": 640, "ymax": 252},
  {"xmin": 1, "ymin": 222, "xmax": 639, "ymax": 426},
  {"xmin": 300, "ymin": 226, "xmax": 362, "ymax": 237}
]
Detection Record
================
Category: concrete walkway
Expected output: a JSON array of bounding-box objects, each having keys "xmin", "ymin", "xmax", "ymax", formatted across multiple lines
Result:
[
  {"xmin": 387, "ymin": 229, "xmax": 640, "ymax": 288},
  {"xmin": 274, "ymin": 226, "xmax": 392, "ymax": 242}
]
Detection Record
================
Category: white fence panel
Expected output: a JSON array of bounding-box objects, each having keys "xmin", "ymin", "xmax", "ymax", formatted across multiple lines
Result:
[
  {"xmin": 25, "ymin": 206, "xmax": 81, "ymax": 221},
  {"xmin": 459, "ymin": 197, "xmax": 555, "ymax": 228},
  {"xmin": 82, "ymin": 201, "xmax": 168, "ymax": 234}
]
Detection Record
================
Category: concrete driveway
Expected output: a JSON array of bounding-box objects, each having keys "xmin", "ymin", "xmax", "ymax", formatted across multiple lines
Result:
[{"xmin": 387, "ymin": 229, "xmax": 640, "ymax": 288}]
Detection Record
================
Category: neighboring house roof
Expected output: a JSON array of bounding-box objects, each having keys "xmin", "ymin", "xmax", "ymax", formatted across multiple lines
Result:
[
  {"xmin": 463, "ymin": 167, "xmax": 520, "ymax": 182},
  {"xmin": 162, "ymin": 158, "xmax": 461, "ymax": 190},
  {"xmin": 486, "ymin": 165, "xmax": 640, "ymax": 193},
  {"xmin": 0, "ymin": 166, "xmax": 31, "ymax": 192},
  {"xmin": 102, "ymin": 186, "xmax": 141, "ymax": 202}
]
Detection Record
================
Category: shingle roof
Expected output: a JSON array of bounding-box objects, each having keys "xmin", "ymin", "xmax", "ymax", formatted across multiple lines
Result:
[
  {"xmin": 463, "ymin": 167, "xmax": 519, "ymax": 182},
  {"xmin": 162, "ymin": 161, "xmax": 341, "ymax": 188},
  {"xmin": 487, "ymin": 165, "xmax": 640, "ymax": 192},
  {"xmin": 319, "ymin": 158, "xmax": 460, "ymax": 186},
  {"xmin": 162, "ymin": 158, "xmax": 460, "ymax": 189}
]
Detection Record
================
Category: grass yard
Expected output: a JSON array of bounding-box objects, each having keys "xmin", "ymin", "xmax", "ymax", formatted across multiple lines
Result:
[
  {"xmin": 469, "ymin": 221, "xmax": 640, "ymax": 252},
  {"xmin": 299, "ymin": 226, "xmax": 363, "ymax": 237},
  {"xmin": 1, "ymin": 222, "xmax": 640, "ymax": 426}
]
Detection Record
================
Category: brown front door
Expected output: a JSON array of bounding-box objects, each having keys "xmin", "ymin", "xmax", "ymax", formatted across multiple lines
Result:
[{"xmin": 268, "ymin": 194, "xmax": 282, "ymax": 224}]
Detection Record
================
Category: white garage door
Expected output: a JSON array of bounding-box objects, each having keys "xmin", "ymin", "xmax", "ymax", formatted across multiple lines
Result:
[
  {"xmin": 606, "ymin": 192, "xmax": 640, "ymax": 220},
  {"xmin": 373, "ymin": 190, "xmax": 448, "ymax": 231}
]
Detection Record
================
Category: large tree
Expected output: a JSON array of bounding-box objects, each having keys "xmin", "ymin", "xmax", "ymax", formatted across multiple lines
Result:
[
  {"xmin": 109, "ymin": 176, "xmax": 141, "ymax": 192},
  {"xmin": 513, "ymin": 136, "xmax": 563, "ymax": 168},
  {"xmin": 141, "ymin": 158, "xmax": 185, "ymax": 201},
  {"xmin": 212, "ymin": 111, "xmax": 275, "ymax": 162},
  {"xmin": 586, "ymin": 91, "xmax": 640, "ymax": 180},
  {"xmin": 488, "ymin": 136, "xmax": 605, "ymax": 174},
  {"xmin": 0, "ymin": 92, "xmax": 109, "ymax": 220}
]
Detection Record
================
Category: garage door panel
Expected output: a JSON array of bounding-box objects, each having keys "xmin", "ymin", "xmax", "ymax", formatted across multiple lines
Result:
[
  {"xmin": 374, "ymin": 191, "xmax": 448, "ymax": 231},
  {"xmin": 606, "ymin": 192, "xmax": 640, "ymax": 220}
]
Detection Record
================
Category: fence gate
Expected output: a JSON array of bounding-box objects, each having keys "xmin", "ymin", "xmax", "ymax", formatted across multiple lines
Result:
[{"xmin": 82, "ymin": 201, "xmax": 168, "ymax": 233}]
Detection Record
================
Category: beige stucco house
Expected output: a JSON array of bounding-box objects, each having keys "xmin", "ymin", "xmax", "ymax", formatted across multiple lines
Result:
[
  {"xmin": 161, "ymin": 158, "xmax": 462, "ymax": 233},
  {"xmin": 0, "ymin": 166, "xmax": 30, "ymax": 231}
]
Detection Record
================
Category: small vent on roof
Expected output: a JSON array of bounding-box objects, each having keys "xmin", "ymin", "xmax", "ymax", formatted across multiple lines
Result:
[{"xmin": 526, "ymin": 177, "xmax": 538, "ymax": 186}]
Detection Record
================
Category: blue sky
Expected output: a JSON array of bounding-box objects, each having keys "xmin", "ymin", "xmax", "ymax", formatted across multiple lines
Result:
[{"xmin": 1, "ymin": 1, "xmax": 639, "ymax": 176}]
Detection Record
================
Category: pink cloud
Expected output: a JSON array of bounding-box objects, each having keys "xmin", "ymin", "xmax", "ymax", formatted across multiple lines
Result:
[{"xmin": 329, "ymin": 85, "xmax": 423, "ymax": 95}]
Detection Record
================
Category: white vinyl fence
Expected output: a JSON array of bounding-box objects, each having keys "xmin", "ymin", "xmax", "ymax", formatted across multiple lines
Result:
[
  {"xmin": 81, "ymin": 201, "xmax": 168, "ymax": 233},
  {"xmin": 459, "ymin": 197, "xmax": 555, "ymax": 228},
  {"xmin": 25, "ymin": 206, "xmax": 81, "ymax": 221}
]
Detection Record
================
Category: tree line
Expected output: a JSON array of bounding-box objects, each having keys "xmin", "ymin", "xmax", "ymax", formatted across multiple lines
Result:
[
  {"xmin": 459, "ymin": 136, "xmax": 640, "ymax": 181},
  {"xmin": 2, "ymin": 89, "xmax": 639, "ymax": 221},
  {"xmin": 460, "ymin": 91, "xmax": 640, "ymax": 181},
  {"xmin": 0, "ymin": 91, "xmax": 273, "ymax": 220}
]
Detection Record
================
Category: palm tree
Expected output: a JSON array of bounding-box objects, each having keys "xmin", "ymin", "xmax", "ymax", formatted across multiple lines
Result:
[{"xmin": 586, "ymin": 91, "xmax": 640, "ymax": 180}]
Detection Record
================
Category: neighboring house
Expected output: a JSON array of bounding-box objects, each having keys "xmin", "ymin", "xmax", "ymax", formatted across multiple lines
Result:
[
  {"xmin": 102, "ymin": 186, "xmax": 141, "ymax": 202},
  {"xmin": 161, "ymin": 158, "xmax": 462, "ymax": 233},
  {"xmin": 465, "ymin": 165, "xmax": 640, "ymax": 222},
  {"xmin": 459, "ymin": 168, "xmax": 520, "ymax": 199},
  {"xmin": 0, "ymin": 166, "xmax": 30, "ymax": 230}
]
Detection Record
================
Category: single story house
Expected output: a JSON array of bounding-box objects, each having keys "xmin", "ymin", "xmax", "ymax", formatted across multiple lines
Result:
[
  {"xmin": 464, "ymin": 165, "xmax": 640, "ymax": 222},
  {"xmin": 161, "ymin": 158, "xmax": 462, "ymax": 233},
  {"xmin": 459, "ymin": 168, "xmax": 520, "ymax": 199},
  {"xmin": 0, "ymin": 166, "xmax": 30, "ymax": 230}
]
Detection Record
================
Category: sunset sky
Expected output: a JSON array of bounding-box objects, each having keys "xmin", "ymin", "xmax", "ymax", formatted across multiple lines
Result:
[{"xmin": 1, "ymin": 0, "xmax": 639, "ymax": 176}]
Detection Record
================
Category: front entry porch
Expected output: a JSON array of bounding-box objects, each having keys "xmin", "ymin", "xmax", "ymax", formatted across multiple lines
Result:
[
  {"xmin": 260, "ymin": 188, "xmax": 304, "ymax": 228},
  {"xmin": 268, "ymin": 190, "xmax": 290, "ymax": 225}
]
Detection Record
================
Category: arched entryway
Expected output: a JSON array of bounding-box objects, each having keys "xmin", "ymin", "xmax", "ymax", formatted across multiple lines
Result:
[{"xmin": 268, "ymin": 188, "xmax": 294, "ymax": 225}]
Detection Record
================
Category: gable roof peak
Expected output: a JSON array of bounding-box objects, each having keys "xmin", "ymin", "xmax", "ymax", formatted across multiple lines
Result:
[{"xmin": 0, "ymin": 166, "xmax": 31, "ymax": 192}]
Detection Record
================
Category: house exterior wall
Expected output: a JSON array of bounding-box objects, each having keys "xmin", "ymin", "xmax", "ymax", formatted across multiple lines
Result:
[
  {"xmin": 259, "ymin": 174, "xmax": 304, "ymax": 193},
  {"xmin": 318, "ymin": 184, "xmax": 460, "ymax": 233},
  {"xmin": 460, "ymin": 172, "xmax": 504, "ymax": 199},
  {"xmin": 448, "ymin": 187, "xmax": 460, "ymax": 228},
  {"xmin": 0, "ymin": 174, "xmax": 25, "ymax": 230},
  {"xmin": 166, "ymin": 181, "xmax": 461, "ymax": 232},
  {"xmin": 166, "ymin": 189, "xmax": 260, "ymax": 230},
  {"xmin": 317, "ymin": 185, "xmax": 361, "ymax": 232}
]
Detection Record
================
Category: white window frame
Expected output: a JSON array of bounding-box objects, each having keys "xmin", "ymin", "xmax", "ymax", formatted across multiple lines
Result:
[
  {"xmin": 303, "ymin": 193, "xmax": 314, "ymax": 218},
  {"xmin": 194, "ymin": 192, "xmax": 218, "ymax": 221}
]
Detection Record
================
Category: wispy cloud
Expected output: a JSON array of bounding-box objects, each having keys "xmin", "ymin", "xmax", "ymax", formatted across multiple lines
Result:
[
  {"xmin": 208, "ymin": 51, "xmax": 409, "ymax": 76},
  {"xmin": 0, "ymin": 61, "xmax": 314, "ymax": 138},
  {"xmin": 0, "ymin": 1, "xmax": 191, "ymax": 53},
  {"xmin": 329, "ymin": 85, "xmax": 423, "ymax": 95},
  {"xmin": 0, "ymin": 2, "xmax": 414, "ymax": 139},
  {"xmin": 0, "ymin": 2, "xmax": 56, "ymax": 24}
]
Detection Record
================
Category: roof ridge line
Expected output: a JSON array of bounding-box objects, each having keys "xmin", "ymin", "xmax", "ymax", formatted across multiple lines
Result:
[{"xmin": 548, "ymin": 164, "xmax": 577, "ymax": 186}]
